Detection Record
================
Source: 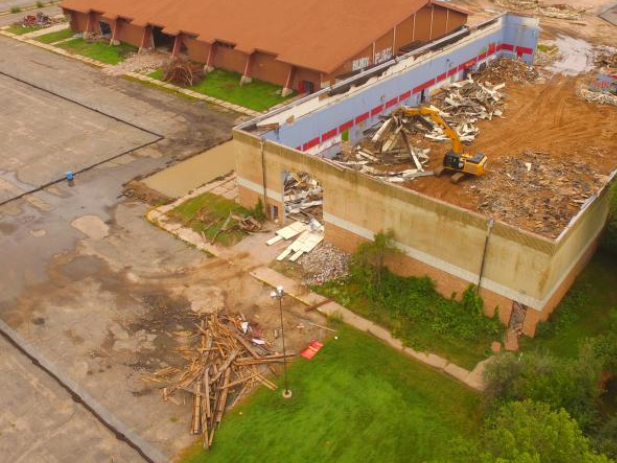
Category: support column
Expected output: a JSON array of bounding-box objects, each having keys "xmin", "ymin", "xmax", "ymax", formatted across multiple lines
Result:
[
  {"xmin": 171, "ymin": 33, "xmax": 183, "ymax": 58},
  {"xmin": 204, "ymin": 42, "xmax": 217, "ymax": 73},
  {"xmin": 110, "ymin": 19, "xmax": 121, "ymax": 45},
  {"xmin": 429, "ymin": 5, "xmax": 435, "ymax": 40},
  {"xmin": 139, "ymin": 25, "xmax": 152, "ymax": 52},
  {"xmin": 84, "ymin": 11, "xmax": 95, "ymax": 39},
  {"xmin": 240, "ymin": 53, "xmax": 253, "ymax": 85},
  {"xmin": 282, "ymin": 65, "xmax": 295, "ymax": 97}
]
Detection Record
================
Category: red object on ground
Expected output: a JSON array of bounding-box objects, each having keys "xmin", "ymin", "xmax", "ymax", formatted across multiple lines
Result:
[{"xmin": 301, "ymin": 340, "xmax": 324, "ymax": 360}]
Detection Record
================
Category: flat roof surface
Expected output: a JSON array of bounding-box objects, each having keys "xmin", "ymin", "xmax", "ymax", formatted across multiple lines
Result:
[{"xmin": 60, "ymin": 0, "xmax": 467, "ymax": 73}]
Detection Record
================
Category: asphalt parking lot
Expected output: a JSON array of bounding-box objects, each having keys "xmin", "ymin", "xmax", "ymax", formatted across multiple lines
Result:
[
  {"xmin": 0, "ymin": 35, "xmax": 236, "ymax": 462},
  {"xmin": 0, "ymin": 73, "xmax": 160, "ymax": 202}
]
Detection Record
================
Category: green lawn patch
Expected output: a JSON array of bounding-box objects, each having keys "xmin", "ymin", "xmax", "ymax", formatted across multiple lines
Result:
[
  {"xmin": 6, "ymin": 25, "xmax": 43, "ymax": 35},
  {"xmin": 35, "ymin": 28, "xmax": 75, "ymax": 44},
  {"xmin": 168, "ymin": 192, "xmax": 259, "ymax": 246},
  {"xmin": 149, "ymin": 68, "xmax": 294, "ymax": 111},
  {"xmin": 180, "ymin": 325, "xmax": 482, "ymax": 463},
  {"xmin": 315, "ymin": 277, "xmax": 500, "ymax": 370},
  {"xmin": 58, "ymin": 39, "xmax": 137, "ymax": 65},
  {"xmin": 520, "ymin": 253, "xmax": 617, "ymax": 359}
]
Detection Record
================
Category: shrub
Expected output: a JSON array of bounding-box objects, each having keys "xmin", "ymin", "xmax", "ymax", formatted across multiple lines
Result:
[
  {"xmin": 36, "ymin": 1, "xmax": 44, "ymax": 7},
  {"xmin": 484, "ymin": 349, "xmax": 604, "ymax": 430},
  {"xmin": 600, "ymin": 182, "xmax": 617, "ymax": 256},
  {"xmin": 10, "ymin": 6, "xmax": 22, "ymax": 13},
  {"xmin": 479, "ymin": 400, "xmax": 613, "ymax": 463}
]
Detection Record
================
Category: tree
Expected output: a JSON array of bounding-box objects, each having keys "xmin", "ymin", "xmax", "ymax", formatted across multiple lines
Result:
[
  {"xmin": 479, "ymin": 401, "xmax": 613, "ymax": 463},
  {"xmin": 351, "ymin": 230, "xmax": 399, "ymax": 288}
]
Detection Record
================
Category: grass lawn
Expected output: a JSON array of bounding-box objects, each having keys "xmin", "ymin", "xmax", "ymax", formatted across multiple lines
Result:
[
  {"xmin": 168, "ymin": 192, "xmax": 256, "ymax": 246},
  {"xmin": 314, "ymin": 278, "xmax": 500, "ymax": 370},
  {"xmin": 150, "ymin": 68, "xmax": 294, "ymax": 111},
  {"xmin": 180, "ymin": 325, "xmax": 482, "ymax": 463},
  {"xmin": 520, "ymin": 252, "xmax": 617, "ymax": 358},
  {"xmin": 35, "ymin": 28, "xmax": 75, "ymax": 44},
  {"xmin": 6, "ymin": 25, "xmax": 44, "ymax": 35},
  {"xmin": 58, "ymin": 39, "xmax": 137, "ymax": 65}
]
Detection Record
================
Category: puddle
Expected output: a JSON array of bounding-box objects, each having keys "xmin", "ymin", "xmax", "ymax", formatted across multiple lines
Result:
[
  {"xmin": 142, "ymin": 141, "xmax": 236, "ymax": 198},
  {"xmin": 547, "ymin": 35, "xmax": 594, "ymax": 76}
]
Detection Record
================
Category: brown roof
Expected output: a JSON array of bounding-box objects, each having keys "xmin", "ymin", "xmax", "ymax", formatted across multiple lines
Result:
[{"xmin": 60, "ymin": 0, "xmax": 468, "ymax": 73}]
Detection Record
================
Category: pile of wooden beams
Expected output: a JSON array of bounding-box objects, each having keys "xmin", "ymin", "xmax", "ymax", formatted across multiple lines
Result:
[
  {"xmin": 493, "ymin": 0, "xmax": 587, "ymax": 20},
  {"xmin": 163, "ymin": 59, "xmax": 204, "ymax": 86},
  {"xmin": 145, "ymin": 313, "xmax": 293, "ymax": 449},
  {"xmin": 267, "ymin": 220, "xmax": 325, "ymax": 262}
]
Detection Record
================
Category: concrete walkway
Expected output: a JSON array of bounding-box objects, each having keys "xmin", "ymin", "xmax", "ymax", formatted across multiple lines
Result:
[{"xmin": 146, "ymin": 180, "xmax": 491, "ymax": 392}]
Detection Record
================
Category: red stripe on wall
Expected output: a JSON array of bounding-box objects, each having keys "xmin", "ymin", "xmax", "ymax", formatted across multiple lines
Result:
[
  {"xmin": 516, "ymin": 46, "xmax": 533, "ymax": 55},
  {"xmin": 501, "ymin": 43, "xmax": 514, "ymax": 51},
  {"xmin": 385, "ymin": 97, "xmax": 398, "ymax": 108},
  {"xmin": 447, "ymin": 67, "xmax": 458, "ymax": 77},
  {"xmin": 339, "ymin": 120, "xmax": 353, "ymax": 132},
  {"xmin": 303, "ymin": 137, "xmax": 320, "ymax": 151},
  {"xmin": 295, "ymin": 146, "xmax": 301, "ymax": 151},
  {"xmin": 371, "ymin": 104, "xmax": 384, "ymax": 116},
  {"xmin": 355, "ymin": 112, "xmax": 369, "ymax": 124},
  {"xmin": 436, "ymin": 72, "xmax": 447, "ymax": 82},
  {"xmin": 478, "ymin": 51, "xmax": 487, "ymax": 60},
  {"xmin": 413, "ymin": 78, "xmax": 436, "ymax": 94},
  {"xmin": 321, "ymin": 128, "xmax": 337, "ymax": 142},
  {"xmin": 399, "ymin": 90, "xmax": 412, "ymax": 100}
]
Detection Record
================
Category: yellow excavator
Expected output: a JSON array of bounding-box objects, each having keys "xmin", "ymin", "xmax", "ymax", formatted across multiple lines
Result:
[{"xmin": 392, "ymin": 106, "xmax": 488, "ymax": 183}]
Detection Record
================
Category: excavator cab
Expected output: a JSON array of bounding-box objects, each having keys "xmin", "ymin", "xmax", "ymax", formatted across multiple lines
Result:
[{"xmin": 439, "ymin": 150, "xmax": 488, "ymax": 183}]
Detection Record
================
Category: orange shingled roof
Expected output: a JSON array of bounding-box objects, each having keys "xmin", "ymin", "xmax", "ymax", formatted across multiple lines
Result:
[{"xmin": 60, "ymin": 0, "xmax": 468, "ymax": 73}]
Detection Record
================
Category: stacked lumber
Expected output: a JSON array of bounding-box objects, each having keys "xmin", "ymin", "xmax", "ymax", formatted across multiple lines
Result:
[
  {"xmin": 284, "ymin": 172, "xmax": 323, "ymax": 222},
  {"xmin": 145, "ymin": 313, "xmax": 293, "ymax": 449}
]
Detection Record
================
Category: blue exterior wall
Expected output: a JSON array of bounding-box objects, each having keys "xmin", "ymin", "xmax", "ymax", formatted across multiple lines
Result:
[{"xmin": 255, "ymin": 14, "xmax": 539, "ymax": 157}]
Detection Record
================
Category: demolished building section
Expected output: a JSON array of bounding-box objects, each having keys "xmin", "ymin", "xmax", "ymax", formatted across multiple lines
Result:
[{"xmin": 232, "ymin": 14, "xmax": 617, "ymax": 336}]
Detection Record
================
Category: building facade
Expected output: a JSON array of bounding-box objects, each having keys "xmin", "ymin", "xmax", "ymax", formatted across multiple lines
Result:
[{"xmin": 60, "ymin": 0, "xmax": 468, "ymax": 93}]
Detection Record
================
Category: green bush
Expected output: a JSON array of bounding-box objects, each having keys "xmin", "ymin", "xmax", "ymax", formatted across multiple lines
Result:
[
  {"xmin": 484, "ymin": 349, "xmax": 605, "ymax": 430},
  {"xmin": 593, "ymin": 417, "xmax": 617, "ymax": 460},
  {"xmin": 478, "ymin": 400, "xmax": 613, "ymax": 463},
  {"xmin": 10, "ymin": 6, "xmax": 22, "ymax": 13},
  {"xmin": 36, "ymin": 1, "xmax": 44, "ymax": 7},
  {"xmin": 319, "ymin": 231, "xmax": 502, "ymax": 356}
]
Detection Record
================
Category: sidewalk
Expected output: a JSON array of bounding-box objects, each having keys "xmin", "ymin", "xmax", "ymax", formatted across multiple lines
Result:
[
  {"xmin": 146, "ymin": 179, "xmax": 491, "ymax": 392},
  {"xmin": 0, "ymin": 27, "xmax": 261, "ymax": 117}
]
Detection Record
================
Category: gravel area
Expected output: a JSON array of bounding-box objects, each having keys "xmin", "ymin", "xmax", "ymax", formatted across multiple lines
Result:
[{"xmin": 299, "ymin": 243, "xmax": 350, "ymax": 285}]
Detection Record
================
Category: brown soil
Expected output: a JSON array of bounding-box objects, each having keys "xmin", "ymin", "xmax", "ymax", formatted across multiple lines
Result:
[{"xmin": 404, "ymin": 74, "xmax": 617, "ymax": 237}]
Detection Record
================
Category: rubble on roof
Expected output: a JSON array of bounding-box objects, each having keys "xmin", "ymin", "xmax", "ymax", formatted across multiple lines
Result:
[
  {"xmin": 492, "ymin": 0, "xmax": 587, "ymax": 20},
  {"xmin": 578, "ymin": 87, "xmax": 617, "ymax": 106},
  {"xmin": 594, "ymin": 51, "xmax": 617, "ymax": 69},
  {"xmin": 474, "ymin": 57, "xmax": 540, "ymax": 84},
  {"xmin": 471, "ymin": 150, "xmax": 606, "ymax": 235}
]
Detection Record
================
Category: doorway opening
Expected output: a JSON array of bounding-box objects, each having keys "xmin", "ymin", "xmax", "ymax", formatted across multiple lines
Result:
[{"xmin": 152, "ymin": 26, "xmax": 174, "ymax": 50}]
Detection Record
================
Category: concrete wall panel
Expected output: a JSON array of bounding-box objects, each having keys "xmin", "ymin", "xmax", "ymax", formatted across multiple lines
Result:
[
  {"xmin": 214, "ymin": 47, "xmax": 247, "ymax": 74},
  {"xmin": 184, "ymin": 36, "xmax": 210, "ymax": 62},
  {"xmin": 414, "ymin": 6, "xmax": 433, "ymax": 42},
  {"xmin": 395, "ymin": 14, "xmax": 416, "ymax": 51},
  {"xmin": 116, "ymin": 22, "xmax": 144, "ymax": 47},
  {"xmin": 432, "ymin": 5, "xmax": 449, "ymax": 39}
]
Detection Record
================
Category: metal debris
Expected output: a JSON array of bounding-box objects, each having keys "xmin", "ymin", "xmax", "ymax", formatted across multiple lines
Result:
[{"xmin": 492, "ymin": 0, "xmax": 587, "ymax": 20}]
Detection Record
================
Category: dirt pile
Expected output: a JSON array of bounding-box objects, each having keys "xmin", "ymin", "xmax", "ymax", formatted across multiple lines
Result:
[{"xmin": 472, "ymin": 150, "xmax": 606, "ymax": 235}]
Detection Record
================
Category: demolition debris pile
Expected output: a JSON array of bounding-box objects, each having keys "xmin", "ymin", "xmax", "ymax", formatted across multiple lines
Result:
[
  {"xmin": 471, "ymin": 150, "xmax": 606, "ymax": 236},
  {"xmin": 578, "ymin": 87, "xmax": 617, "ymax": 106},
  {"xmin": 13, "ymin": 12, "xmax": 60, "ymax": 28},
  {"xmin": 299, "ymin": 243, "xmax": 350, "ymax": 285},
  {"xmin": 474, "ymin": 57, "xmax": 540, "ymax": 84},
  {"xmin": 284, "ymin": 172, "xmax": 323, "ymax": 222},
  {"xmin": 104, "ymin": 51, "xmax": 170, "ymax": 77},
  {"xmin": 492, "ymin": 0, "xmax": 587, "ymax": 20},
  {"xmin": 595, "ymin": 51, "xmax": 617, "ymax": 69},
  {"xmin": 145, "ymin": 313, "xmax": 293, "ymax": 449}
]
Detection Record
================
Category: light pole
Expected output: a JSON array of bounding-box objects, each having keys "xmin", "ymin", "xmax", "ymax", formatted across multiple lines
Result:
[{"xmin": 270, "ymin": 285, "xmax": 292, "ymax": 398}]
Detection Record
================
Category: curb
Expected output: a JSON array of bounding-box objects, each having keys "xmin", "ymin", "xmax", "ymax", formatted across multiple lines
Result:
[{"xmin": 0, "ymin": 28, "xmax": 261, "ymax": 117}]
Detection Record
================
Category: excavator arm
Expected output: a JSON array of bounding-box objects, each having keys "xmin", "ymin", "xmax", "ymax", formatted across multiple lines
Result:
[{"xmin": 393, "ymin": 106, "xmax": 462, "ymax": 153}]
